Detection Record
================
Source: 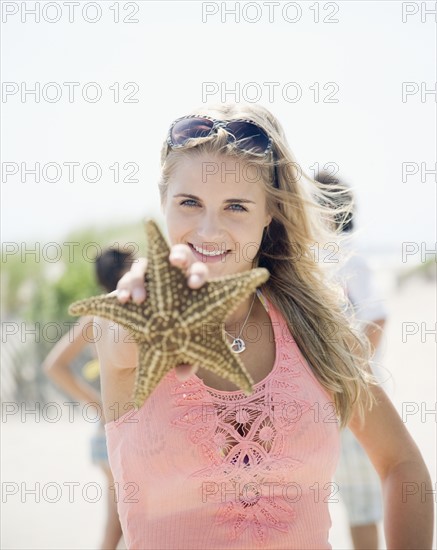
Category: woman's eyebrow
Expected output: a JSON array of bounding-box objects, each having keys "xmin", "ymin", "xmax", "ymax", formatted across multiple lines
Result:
[
  {"xmin": 173, "ymin": 193, "xmax": 201, "ymax": 200},
  {"xmin": 224, "ymin": 198, "xmax": 256, "ymax": 204},
  {"xmin": 173, "ymin": 193, "xmax": 255, "ymax": 204}
]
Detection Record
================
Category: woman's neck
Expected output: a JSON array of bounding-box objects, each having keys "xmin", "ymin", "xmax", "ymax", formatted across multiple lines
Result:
[{"xmin": 224, "ymin": 292, "xmax": 259, "ymax": 334}]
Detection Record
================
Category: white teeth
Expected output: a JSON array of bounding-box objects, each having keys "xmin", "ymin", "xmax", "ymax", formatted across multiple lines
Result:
[{"xmin": 192, "ymin": 244, "xmax": 227, "ymax": 257}]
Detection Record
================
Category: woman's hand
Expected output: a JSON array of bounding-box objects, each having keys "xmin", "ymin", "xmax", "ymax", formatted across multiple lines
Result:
[
  {"xmin": 116, "ymin": 244, "xmax": 210, "ymax": 304},
  {"xmin": 115, "ymin": 244, "xmax": 210, "ymax": 380}
]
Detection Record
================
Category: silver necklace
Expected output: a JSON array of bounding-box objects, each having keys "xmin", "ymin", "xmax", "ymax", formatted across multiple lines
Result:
[{"xmin": 224, "ymin": 293, "xmax": 256, "ymax": 354}]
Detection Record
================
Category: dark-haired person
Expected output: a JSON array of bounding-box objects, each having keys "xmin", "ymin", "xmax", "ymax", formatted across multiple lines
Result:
[{"xmin": 43, "ymin": 247, "xmax": 134, "ymax": 550}]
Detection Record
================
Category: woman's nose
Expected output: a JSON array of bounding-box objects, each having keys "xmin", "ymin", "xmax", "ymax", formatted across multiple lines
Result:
[{"xmin": 196, "ymin": 213, "xmax": 225, "ymax": 243}]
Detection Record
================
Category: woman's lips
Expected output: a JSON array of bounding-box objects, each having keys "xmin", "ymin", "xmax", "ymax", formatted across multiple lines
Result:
[{"xmin": 188, "ymin": 243, "xmax": 230, "ymax": 263}]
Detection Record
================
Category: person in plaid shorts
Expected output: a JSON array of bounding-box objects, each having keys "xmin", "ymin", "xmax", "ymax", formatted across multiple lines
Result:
[{"xmin": 316, "ymin": 172, "xmax": 388, "ymax": 550}]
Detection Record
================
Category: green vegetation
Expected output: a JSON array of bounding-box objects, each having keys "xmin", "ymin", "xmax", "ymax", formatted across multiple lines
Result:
[
  {"xmin": 2, "ymin": 220, "xmax": 150, "ymax": 326},
  {"xmin": 1, "ymin": 220, "xmax": 156, "ymax": 402}
]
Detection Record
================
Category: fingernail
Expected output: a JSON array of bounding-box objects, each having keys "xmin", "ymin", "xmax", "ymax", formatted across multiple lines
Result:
[
  {"xmin": 132, "ymin": 289, "xmax": 145, "ymax": 303},
  {"xmin": 189, "ymin": 274, "xmax": 201, "ymax": 286},
  {"xmin": 170, "ymin": 252, "xmax": 184, "ymax": 262},
  {"xmin": 117, "ymin": 289, "xmax": 129, "ymax": 301}
]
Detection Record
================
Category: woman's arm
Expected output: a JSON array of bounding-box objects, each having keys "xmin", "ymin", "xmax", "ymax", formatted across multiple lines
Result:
[
  {"xmin": 348, "ymin": 385, "xmax": 434, "ymax": 549},
  {"xmin": 43, "ymin": 315, "xmax": 102, "ymax": 405},
  {"xmin": 93, "ymin": 316, "xmax": 138, "ymax": 371}
]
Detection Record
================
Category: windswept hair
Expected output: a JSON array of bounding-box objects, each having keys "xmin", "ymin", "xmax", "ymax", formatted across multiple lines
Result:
[{"xmin": 158, "ymin": 103, "xmax": 376, "ymax": 428}]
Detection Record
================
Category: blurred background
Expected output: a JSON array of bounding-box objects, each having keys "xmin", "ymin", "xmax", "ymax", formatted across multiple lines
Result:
[{"xmin": 1, "ymin": 1, "xmax": 436, "ymax": 548}]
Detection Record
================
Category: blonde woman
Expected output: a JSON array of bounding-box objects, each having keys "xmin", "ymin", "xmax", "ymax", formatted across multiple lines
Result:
[{"xmin": 95, "ymin": 104, "xmax": 433, "ymax": 549}]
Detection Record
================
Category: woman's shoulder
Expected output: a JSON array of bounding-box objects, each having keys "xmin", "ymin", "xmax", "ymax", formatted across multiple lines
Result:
[{"xmin": 94, "ymin": 316, "xmax": 138, "ymax": 371}]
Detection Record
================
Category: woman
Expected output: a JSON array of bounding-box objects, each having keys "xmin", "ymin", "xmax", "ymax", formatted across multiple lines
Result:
[{"xmin": 95, "ymin": 104, "xmax": 433, "ymax": 549}]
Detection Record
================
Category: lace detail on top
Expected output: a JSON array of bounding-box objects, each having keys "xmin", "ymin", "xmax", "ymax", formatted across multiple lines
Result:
[
  {"xmin": 104, "ymin": 293, "xmax": 339, "ymax": 550},
  {"xmin": 170, "ymin": 309, "xmax": 314, "ymax": 545}
]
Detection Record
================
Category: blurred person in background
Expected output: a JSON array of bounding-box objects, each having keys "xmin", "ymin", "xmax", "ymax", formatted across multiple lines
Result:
[
  {"xmin": 43, "ymin": 248, "xmax": 134, "ymax": 550},
  {"xmin": 316, "ymin": 171, "xmax": 388, "ymax": 550}
]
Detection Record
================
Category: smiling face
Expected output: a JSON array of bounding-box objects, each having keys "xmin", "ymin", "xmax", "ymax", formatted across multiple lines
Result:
[{"xmin": 161, "ymin": 152, "xmax": 272, "ymax": 277}]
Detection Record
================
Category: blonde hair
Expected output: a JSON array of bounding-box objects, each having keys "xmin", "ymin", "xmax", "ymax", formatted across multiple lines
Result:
[{"xmin": 158, "ymin": 103, "xmax": 376, "ymax": 428}]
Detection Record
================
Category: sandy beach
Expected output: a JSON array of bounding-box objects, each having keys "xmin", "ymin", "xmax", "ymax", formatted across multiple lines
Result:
[{"xmin": 2, "ymin": 276, "xmax": 436, "ymax": 550}]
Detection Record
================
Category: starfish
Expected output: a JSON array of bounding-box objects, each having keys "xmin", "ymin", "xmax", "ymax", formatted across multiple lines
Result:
[{"xmin": 69, "ymin": 220, "xmax": 270, "ymax": 408}]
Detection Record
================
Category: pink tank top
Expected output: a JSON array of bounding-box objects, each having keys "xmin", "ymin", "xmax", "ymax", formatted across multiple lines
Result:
[{"xmin": 105, "ymin": 292, "xmax": 340, "ymax": 549}]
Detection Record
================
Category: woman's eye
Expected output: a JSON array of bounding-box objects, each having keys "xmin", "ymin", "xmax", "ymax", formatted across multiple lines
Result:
[
  {"xmin": 228, "ymin": 204, "xmax": 247, "ymax": 212},
  {"xmin": 179, "ymin": 200, "xmax": 247, "ymax": 212},
  {"xmin": 180, "ymin": 199, "xmax": 198, "ymax": 208}
]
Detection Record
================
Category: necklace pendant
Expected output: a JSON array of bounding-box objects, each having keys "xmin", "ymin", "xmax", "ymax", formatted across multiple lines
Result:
[{"xmin": 231, "ymin": 338, "xmax": 246, "ymax": 354}]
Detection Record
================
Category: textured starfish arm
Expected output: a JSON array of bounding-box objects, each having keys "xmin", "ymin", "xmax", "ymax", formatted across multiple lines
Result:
[
  {"xmin": 142, "ymin": 220, "xmax": 182, "ymax": 313},
  {"xmin": 68, "ymin": 295, "xmax": 152, "ymax": 338},
  {"xmin": 143, "ymin": 220, "xmax": 270, "ymax": 319},
  {"xmin": 182, "ymin": 340, "xmax": 254, "ymax": 396},
  {"xmin": 133, "ymin": 346, "xmax": 170, "ymax": 408},
  {"xmin": 185, "ymin": 268, "xmax": 270, "ymax": 328}
]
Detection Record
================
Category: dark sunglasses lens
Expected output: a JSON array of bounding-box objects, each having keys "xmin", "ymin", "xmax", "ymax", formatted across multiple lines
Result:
[
  {"xmin": 226, "ymin": 121, "xmax": 270, "ymax": 154},
  {"xmin": 171, "ymin": 118, "xmax": 214, "ymax": 146}
]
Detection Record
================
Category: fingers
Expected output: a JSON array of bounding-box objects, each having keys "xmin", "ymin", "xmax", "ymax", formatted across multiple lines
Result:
[
  {"xmin": 187, "ymin": 262, "xmax": 209, "ymax": 289},
  {"xmin": 116, "ymin": 257, "xmax": 148, "ymax": 304},
  {"xmin": 169, "ymin": 244, "xmax": 209, "ymax": 289},
  {"xmin": 169, "ymin": 244, "xmax": 192, "ymax": 270},
  {"xmin": 115, "ymin": 244, "xmax": 209, "ymax": 306}
]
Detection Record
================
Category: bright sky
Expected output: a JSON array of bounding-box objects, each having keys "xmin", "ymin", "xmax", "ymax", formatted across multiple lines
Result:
[{"xmin": 2, "ymin": 1, "xmax": 436, "ymax": 255}]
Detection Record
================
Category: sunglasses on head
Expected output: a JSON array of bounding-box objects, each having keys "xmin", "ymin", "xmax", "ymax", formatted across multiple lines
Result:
[{"xmin": 167, "ymin": 115, "xmax": 274, "ymax": 157}]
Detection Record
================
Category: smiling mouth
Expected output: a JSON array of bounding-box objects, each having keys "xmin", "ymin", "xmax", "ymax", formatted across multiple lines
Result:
[{"xmin": 188, "ymin": 243, "xmax": 230, "ymax": 257}]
